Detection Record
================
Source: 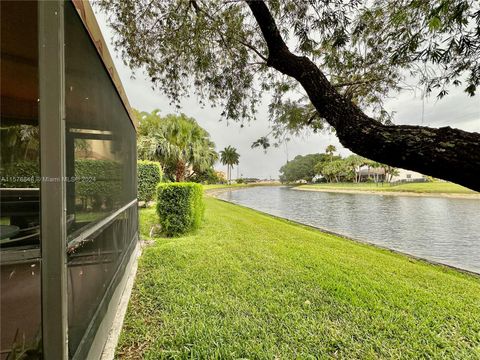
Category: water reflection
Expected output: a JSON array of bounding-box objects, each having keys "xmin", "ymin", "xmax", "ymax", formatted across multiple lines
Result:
[{"xmin": 217, "ymin": 186, "xmax": 480, "ymax": 273}]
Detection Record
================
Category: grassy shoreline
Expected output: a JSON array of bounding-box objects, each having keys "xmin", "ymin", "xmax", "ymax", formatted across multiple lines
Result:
[
  {"xmin": 119, "ymin": 198, "xmax": 480, "ymax": 359},
  {"xmin": 296, "ymin": 182, "xmax": 478, "ymax": 198},
  {"xmin": 202, "ymin": 182, "xmax": 478, "ymax": 198},
  {"xmin": 202, "ymin": 182, "xmax": 280, "ymax": 191}
]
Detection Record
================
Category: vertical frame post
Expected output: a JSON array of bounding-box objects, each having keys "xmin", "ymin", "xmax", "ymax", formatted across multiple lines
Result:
[{"xmin": 38, "ymin": 0, "xmax": 68, "ymax": 358}]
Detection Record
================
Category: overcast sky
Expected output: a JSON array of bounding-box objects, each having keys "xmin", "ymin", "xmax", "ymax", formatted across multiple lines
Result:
[{"xmin": 94, "ymin": 10, "xmax": 480, "ymax": 180}]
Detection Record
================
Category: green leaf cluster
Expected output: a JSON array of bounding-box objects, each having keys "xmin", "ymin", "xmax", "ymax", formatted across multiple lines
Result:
[
  {"xmin": 136, "ymin": 110, "xmax": 218, "ymax": 182},
  {"xmin": 189, "ymin": 167, "xmax": 225, "ymax": 185},
  {"xmin": 281, "ymin": 149, "xmax": 401, "ymax": 184},
  {"xmin": 74, "ymin": 159, "xmax": 123, "ymax": 209},
  {"xmin": 280, "ymin": 153, "xmax": 331, "ymax": 183},
  {"xmin": 156, "ymin": 182, "xmax": 204, "ymax": 236},
  {"xmin": 0, "ymin": 160, "xmax": 128, "ymax": 199},
  {"xmin": 219, "ymin": 146, "xmax": 240, "ymax": 183},
  {"xmin": 320, "ymin": 159, "xmax": 354, "ymax": 183},
  {"xmin": 137, "ymin": 160, "xmax": 163, "ymax": 203},
  {"xmin": 0, "ymin": 160, "xmax": 39, "ymax": 188},
  {"xmin": 99, "ymin": 0, "xmax": 480, "ymax": 143}
]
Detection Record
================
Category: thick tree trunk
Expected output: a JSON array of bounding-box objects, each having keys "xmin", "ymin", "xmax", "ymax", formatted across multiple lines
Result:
[
  {"xmin": 246, "ymin": 1, "xmax": 480, "ymax": 191},
  {"xmin": 176, "ymin": 160, "xmax": 186, "ymax": 182}
]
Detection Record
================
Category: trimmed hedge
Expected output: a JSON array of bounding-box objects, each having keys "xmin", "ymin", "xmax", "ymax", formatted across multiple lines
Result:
[
  {"xmin": 138, "ymin": 160, "xmax": 163, "ymax": 203},
  {"xmin": 75, "ymin": 159, "xmax": 122, "ymax": 210},
  {"xmin": 0, "ymin": 160, "xmax": 40, "ymax": 188},
  {"xmin": 0, "ymin": 159, "xmax": 123, "ymax": 210},
  {"xmin": 75, "ymin": 159, "xmax": 122, "ymax": 196},
  {"xmin": 156, "ymin": 182, "xmax": 204, "ymax": 236}
]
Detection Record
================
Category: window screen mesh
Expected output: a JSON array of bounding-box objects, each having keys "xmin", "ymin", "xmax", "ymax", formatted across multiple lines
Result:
[
  {"xmin": 0, "ymin": 1, "xmax": 42, "ymax": 358},
  {"xmin": 64, "ymin": 2, "xmax": 138, "ymax": 357}
]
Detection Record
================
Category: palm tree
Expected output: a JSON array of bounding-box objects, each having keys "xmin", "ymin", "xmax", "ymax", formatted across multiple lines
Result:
[
  {"xmin": 136, "ymin": 111, "xmax": 218, "ymax": 182},
  {"xmin": 384, "ymin": 165, "xmax": 399, "ymax": 182},
  {"xmin": 325, "ymin": 144, "xmax": 336, "ymax": 162},
  {"xmin": 220, "ymin": 146, "xmax": 240, "ymax": 184},
  {"xmin": 345, "ymin": 155, "xmax": 372, "ymax": 183},
  {"xmin": 369, "ymin": 161, "xmax": 384, "ymax": 183},
  {"xmin": 1, "ymin": 125, "xmax": 39, "ymax": 163}
]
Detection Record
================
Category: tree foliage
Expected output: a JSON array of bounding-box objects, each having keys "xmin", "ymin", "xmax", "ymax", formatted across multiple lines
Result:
[
  {"xmin": 280, "ymin": 153, "xmax": 331, "ymax": 183},
  {"xmin": 321, "ymin": 159, "xmax": 353, "ymax": 183},
  {"xmin": 99, "ymin": 0, "xmax": 479, "ymax": 125},
  {"xmin": 325, "ymin": 144, "xmax": 337, "ymax": 161},
  {"xmin": 137, "ymin": 160, "xmax": 163, "ymax": 203},
  {"xmin": 0, "ymin": 124, "xmax": 39, "ymax": 164},
  {"xmin": 344, "ymin": 154, "xmax": 368, "ymax": 183},
  {"xmin": 99, "ymin": 0, "xmax": 480, "ymax": 190},
  {"xmin": 251, "ymin": 136, "xmax": 270, "ymax": 153},
  {"xmin": 318, "ymin": 155, "xmax": 404, "ymax": 183},
  {"xmin": 136, "ymin": 110, "xmax": 218, "ymax": 182},
  {"xmin": 282, "ymin": 152, "xmax": 400, "ymax": 184},
  {"xmin": 189, "ymin": 167, "xmax": 226, "ymax": 184},
  {"xmin": 156, "ymin": 182, "xmax": 204, "ymax": 236},
  {"xmin": 220, "ymin": 146, "xmax": 240, "ymax": 184}
]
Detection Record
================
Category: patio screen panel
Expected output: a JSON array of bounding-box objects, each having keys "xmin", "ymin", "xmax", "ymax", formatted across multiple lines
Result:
[
  {"xmin": 64, "ymin": 1, "xmax": 137, "ymax": 358},
  {"xmin": 0, "ymin": 1, "xmax": 42, "ymax": 358}
]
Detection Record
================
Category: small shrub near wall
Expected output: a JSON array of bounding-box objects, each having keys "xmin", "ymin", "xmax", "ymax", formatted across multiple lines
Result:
[
  {"xmin": 138, "ymin": 160, "xmax": 163, "ymax": 203},
  {"xmin": 156, "ymin": 182, "xmax": 204, "ymax": 236}
]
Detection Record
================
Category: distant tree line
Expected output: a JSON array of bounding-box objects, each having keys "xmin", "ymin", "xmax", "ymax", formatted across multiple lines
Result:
[{"xmin": 279, "ymin": 146, "xmax": 398, "ymax": 184}]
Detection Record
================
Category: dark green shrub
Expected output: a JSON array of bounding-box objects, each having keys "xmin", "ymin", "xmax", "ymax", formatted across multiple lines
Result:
[
  {"xmin": 156, "ymin": 182, "xmax": 204, "ymax": 236},
  {"xmin": 75, "ymin": 159, "xmax": 122, "ymax": 210},
  {"xmin": 0, "ymin": 159, "xmax": 124, "ymax": 210},
  {"xmin": 0, "ymin": 160, "xmax": 39, "ymax": 188},
  {"xmin": 189, "ymin": 167, "xmax": 225, "ymax": 184},
  {"xmin": 138, "ymin": 160, "xmax": 163, "ymax": 203}
]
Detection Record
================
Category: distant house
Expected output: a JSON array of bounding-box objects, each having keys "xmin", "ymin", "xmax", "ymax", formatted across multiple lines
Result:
[
  {"xmin": 216, "ymin": 170, "xmax": 227, "ymax": 182},
  {"xmin": 390, "ymin": 168, "xmax": 427, "ymax": 183},
  {"xmin": 357, "ymin": 166, "xmax": 386, "ymax": 182},
  {"xmin": 356, "ymin": 166, "xmax": 427, "ymax": 183}
]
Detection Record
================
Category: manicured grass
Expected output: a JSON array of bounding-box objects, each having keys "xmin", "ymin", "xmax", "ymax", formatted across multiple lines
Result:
[
  {"xmin": 298, "ymin": 181, "xmax": 476, "ymax": 194},
  {"xmin": 118, "ymin": 198, "xmax": 480, "ymax": 359},
  {"xmin": 385, "ymin": 182, "xmax": 476, "ymax": 193}
]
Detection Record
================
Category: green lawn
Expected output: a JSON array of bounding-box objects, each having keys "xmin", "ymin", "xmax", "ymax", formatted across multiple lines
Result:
[
  {"xmin": 298, "ymin": 182, "xmax": 476, "ymax": 194},
  {"xmin": 117, "ymin": 198, "xmax": 480, "ymax": 359}
]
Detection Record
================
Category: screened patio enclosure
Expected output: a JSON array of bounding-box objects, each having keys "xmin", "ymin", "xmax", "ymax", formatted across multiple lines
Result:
[{"xmin": 0, "ymin": 1, "xmax": 139, "ymax": 359}]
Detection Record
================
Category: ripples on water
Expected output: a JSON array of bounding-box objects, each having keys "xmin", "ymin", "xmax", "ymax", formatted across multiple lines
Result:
[{"xmin": 216, "ymin": 186, "xmax": 480, "ymax": 274}]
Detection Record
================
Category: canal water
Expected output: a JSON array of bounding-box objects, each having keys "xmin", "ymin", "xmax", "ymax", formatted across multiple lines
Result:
[{"xmin": 215, "ymin": 186, "xmax": 480, "ymax": 274}]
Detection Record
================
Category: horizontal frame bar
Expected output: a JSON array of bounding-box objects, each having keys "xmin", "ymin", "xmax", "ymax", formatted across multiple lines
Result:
[{"xmin": 67, "ymin": 199, "xmax": 137, "ymax": 253}]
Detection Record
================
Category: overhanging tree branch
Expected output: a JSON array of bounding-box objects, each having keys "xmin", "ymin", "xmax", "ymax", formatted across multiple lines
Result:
[
  {"xmin": 245, "ymin": 0, "xmax": 480, "ymax": 191},
  {"xmin": 238, "ymin": 40, "xmax": 268, "ymax": 61},
  {"xmin": 190, "ymin": 0, "xmax": 267, "ymax": 62},
  {"xmin": 332, "ymin": 77, "xmax": 384, "ymax": 88}
]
